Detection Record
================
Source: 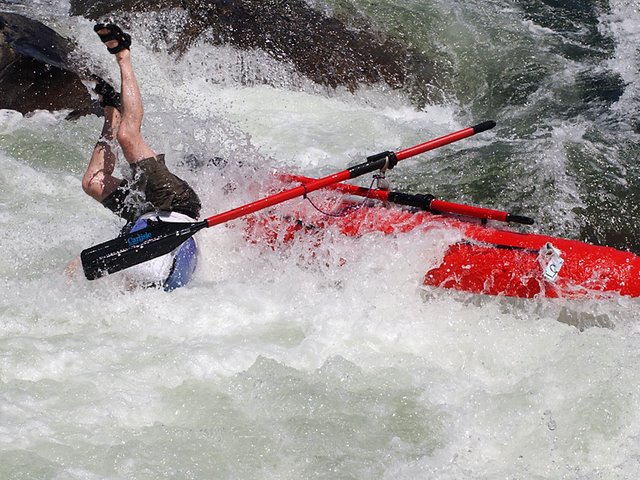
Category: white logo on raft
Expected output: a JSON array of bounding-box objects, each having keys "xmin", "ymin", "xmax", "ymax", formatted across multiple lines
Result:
[{"xmin": 538, "ymin": 242, "xmax": 565, "ymax": 283}]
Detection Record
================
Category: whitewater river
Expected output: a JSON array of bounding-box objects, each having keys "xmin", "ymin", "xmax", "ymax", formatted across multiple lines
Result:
[{"xmin": 2, "ymin": 0, "xmax": 640, "ymax": 478}]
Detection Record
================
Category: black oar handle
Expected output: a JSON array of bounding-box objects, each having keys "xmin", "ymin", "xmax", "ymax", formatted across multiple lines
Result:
[
  {"xmin": 506, "ymin": 214, "xmax": 535, "ymax": 225},
  {"xmin": 387, "ymin": 191, "xmax": 435, "ymax": 209},
  {"xmin": 473, "ymin": 120, "xmax": 497, "ymax": 134}
]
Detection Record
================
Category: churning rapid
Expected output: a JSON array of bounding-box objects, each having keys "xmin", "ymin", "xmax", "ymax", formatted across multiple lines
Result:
[{"xmin": 2, "ymin": 0, "xmax": 640, "ymax": 478}]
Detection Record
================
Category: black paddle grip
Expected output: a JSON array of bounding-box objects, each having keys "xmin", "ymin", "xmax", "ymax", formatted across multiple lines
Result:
[
  {"xmin": 506, "ymin": 214, "xmax": 535, "ymax": 225},
  {"xmin": 387, "ymin": 192, "xmax": 435, "ymax": 210},
  {"xmin": 472, "ymin": 121, "xmax": 497, "ymax": 134}
]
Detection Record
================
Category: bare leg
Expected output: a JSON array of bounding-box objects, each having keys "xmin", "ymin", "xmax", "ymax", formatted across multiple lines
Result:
[
  {"xmin": 114, "ymin": 49, "xmax": 157, "ymax": 163},
  {"xmin": 96, "ymin": 28, "xmax": 156, "ymax": 164},
  {"xmin": 82, "ymin": 106, "xmax": 124, "ymax": 201}
]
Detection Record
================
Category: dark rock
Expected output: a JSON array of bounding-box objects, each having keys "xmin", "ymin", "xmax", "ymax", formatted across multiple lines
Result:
[
  {"xmin": 70, "ymin": 0, "xmax": 435, "ymax": 97},
  {"xmin": 0, "ymin": 12, "xmax": 98, "ymax": 116},
  {"xmin": 1, "ymin": 1, "xmax": 437, "ymax": 116}
]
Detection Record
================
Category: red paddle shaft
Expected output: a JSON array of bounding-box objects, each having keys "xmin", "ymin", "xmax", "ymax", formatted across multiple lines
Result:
[
  {"xmin": 279, "ymin": 173, "xmax": 534, "ymax": 225},
  {"xmin": 206, "ymin": 122, "xmax": 497, "ymax": 228},
  {"xmin": 395, "ymin": 121, "xmax": 494, "ymax": 160}
]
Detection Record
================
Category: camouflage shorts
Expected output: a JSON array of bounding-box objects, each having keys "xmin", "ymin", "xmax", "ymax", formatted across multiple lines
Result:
[{"xmin": 101, "ymin": 154, "xmax": 201, "ymax": 222}]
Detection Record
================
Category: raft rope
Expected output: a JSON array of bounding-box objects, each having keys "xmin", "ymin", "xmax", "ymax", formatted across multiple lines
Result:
[{"xmin": 303, "ymin": 174, "xmax": 385, "ymax": 217}]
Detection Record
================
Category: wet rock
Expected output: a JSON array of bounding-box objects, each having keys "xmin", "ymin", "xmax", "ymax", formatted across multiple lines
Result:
[
  {"xmin": 70, "ymin": 0, "xmax": 435, "ymax": 96},
  {"xmin": 0, "ymin": 12, "xmax": 98, "ymax": 116}
]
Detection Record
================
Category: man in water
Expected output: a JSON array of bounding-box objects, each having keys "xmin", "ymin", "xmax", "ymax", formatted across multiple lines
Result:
[{"xmin": 82, "ymin": 24, "xmax": 201, "ymax": 290}]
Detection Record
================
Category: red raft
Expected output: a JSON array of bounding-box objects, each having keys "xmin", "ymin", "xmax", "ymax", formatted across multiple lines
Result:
[{"xmin": 244, "ymin": 175, "xmax": 640, "ymax": 300}]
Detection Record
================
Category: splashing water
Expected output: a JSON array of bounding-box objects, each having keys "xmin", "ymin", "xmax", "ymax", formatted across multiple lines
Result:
[{"xmin": 3, "ymin": 1, "xmax": 640, "ymax": 479}]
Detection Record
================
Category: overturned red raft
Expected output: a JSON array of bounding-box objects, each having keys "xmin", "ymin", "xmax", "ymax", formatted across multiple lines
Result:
[
  {"xmin": 244, "ymin": 179, "xmax": 640, "ymax": 300},
  {"xmin": 427, "ymin": 223, "xmax": 640, "ymax": 299}
]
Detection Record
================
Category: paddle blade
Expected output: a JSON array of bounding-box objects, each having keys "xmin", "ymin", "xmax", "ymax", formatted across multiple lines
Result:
[{"xmin": 81, "ymin": 220, "xmax": 207, "ymax": 280}]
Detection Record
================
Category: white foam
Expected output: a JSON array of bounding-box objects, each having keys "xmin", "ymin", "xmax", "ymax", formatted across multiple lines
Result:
[
  {"xmin": 600, "ymin": 0, "xmax": 640, "ymax": 115},
  {"xmin": 3, "ymin": 6, "xmax": 640, "ymax": 480}
]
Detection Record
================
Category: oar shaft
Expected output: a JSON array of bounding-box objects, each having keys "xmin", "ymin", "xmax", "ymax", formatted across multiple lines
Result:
[
  {"xmin": 281, "ymin": 173, "xmax": 534, "ymax": 225},
  {"xmin": 395, "ymin": 121, "xmax": 496, "ymax": 161},
  {"xmin": 429, "ymin": 199, "xmax": 508, "ymax": 222},
  {"xmin": 206, "ymin": 171, "xmax": 352, "ymax": 227},
  {"xmin": 389, "ymin": 193, "xmax": 533, "ymax": 225},
  {"xmin": 278, "ymin": 173, "xmax": 388, "ymax": 200},
  {"xmin": 206, "ymin": 123, "xmax": 495, "ymax": 227}
]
